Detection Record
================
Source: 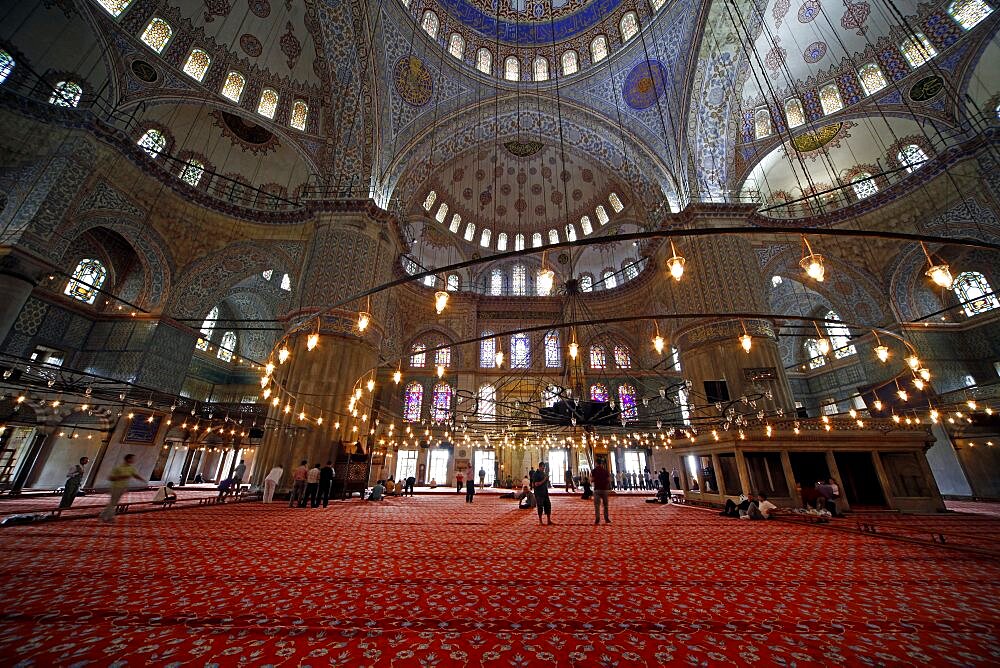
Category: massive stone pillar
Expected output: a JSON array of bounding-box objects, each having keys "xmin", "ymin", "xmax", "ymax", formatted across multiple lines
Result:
[{"xmin": 0, "ymin": 251, "xmax": 41, "ymax": 346}]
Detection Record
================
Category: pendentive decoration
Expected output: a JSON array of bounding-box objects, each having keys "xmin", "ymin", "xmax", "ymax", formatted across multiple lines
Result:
[
  {"xmin": 622, "ymin": 59, "xmax": 668, "ymax": 110},
  {"xmin": 394, "ymin": 56, "xmax": 434, "ymax": 107}
]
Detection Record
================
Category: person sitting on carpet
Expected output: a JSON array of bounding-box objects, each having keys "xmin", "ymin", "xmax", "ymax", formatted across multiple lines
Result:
[
  {"xmin": 798, "ymin": 482, "xmax": 822, "ymax": 510},
  {"xmin": 580, "ymin": 473, "xmax": 592, "ymax": 501},
  {"xmin": 152, "ymin": 482, "xmax": 177, "ymax": 504},
  {"xmin": 217, "ymin": 477, "xmax": 236, "ymax": 501},
  {"xmin": 367, "ymin": 481, "xmax": 385, "ymax": 501},
  {"xmin": 721, "ymin": 494, "xmax": 752, "ymax": 518},
  {"xmin": 514, "ymin": 478, "xmax": 535, "ymax": 509},
  {"xmin": 384, "ymin": 478, "xmax": 397, "ymax": 496},
  {"xmin": 756, "ymin": 494, "xmax": 778, "ymax": 519},
  {"xmin": 429, "ymin": 478, "xmax": 438, "ymax": 488}
]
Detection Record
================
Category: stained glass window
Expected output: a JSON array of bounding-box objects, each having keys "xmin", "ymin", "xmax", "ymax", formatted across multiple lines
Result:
[
  {"xmin": 857, "ymin": 63, "xmax": 887, "ymax": 95},
  {"xmin": 476, "ymin": 48, "xmax": 492, "ymax": 74},
  {"xmin": 435, "ymin": 202, "xmax": 448, "ymax": 222},
  {"xmin": 898, "ymin": 144, "xmax": 929, "ymax": 172},
  {"xmin": 580, "ymin": 216, "xmax": 593, "ymax": 235},
  {"xmin": 490, "ymin": 268, "xmax": 503, "ymax": 295},
  {"xmin": 623, "ymin": 260, "xmax": 639, "ymax": 281},
  {"xmin": 403, "ymin": 382, "xmax": 423, "ymax": 421},
  {"xmin": 580, "ymin": 274, "xmax": 593, "ymax": 292},
  {"xmin": 64, "ymin": 258, "xmax": 107, "ymax": 304},
  {"xmin": 590, "ymin": 383, "xmax": 609, "ymax": 402},
  {"xmin": 463, "ymin": 222, "xmax": 476, "ymax": 241},
  {"xmin": 262, "ymin": 270, "xmax": 273, "ymax": 280},
  {"xmin": 180, "ymin": 159, "xmax": 205, "ymax": 187},
  {"xmin": 504, "ymin": 56, "xmax": 520, "ymax": 81},
  {"xmin": 511, "ymin": 333, "xmax": 530, "ymax": 368},
  {"xmin": 953, "ymin": 271, "xmax": 999, "ymax": 316},
  {"xmin": 0, "ymin": 50, "xmax": 15, "ymax": 84},
  {"xmin": 948, "ymin": 0, "xmax": 993, "ymax": 28},
  {"xmin": 257, "ymin": 88, "xmax": 279, "ymax": 118},
  {"xmin": 280, "ymin": 274, "xmax": 291, "ymax": 291},
  {"xmin": 480, "ymin": 228, "xmax": 492, "ymax": 247},
  {"xmin": 561, "ymin": 50, "xmax": 578, "ymax": 75},
  {"xmin": 137, "ymin": 128, "xmax": 166, "ymax": 158},
  {"xmin": 596, "ymin": 205, "xmax": 609, "ymax": 225},
  {"xmin": 590, "ymin": 345, "xmax": 606, "ymax": 369},
  {"xmin": 290, "ymin": 100, "xmax": 308, "ymax": 130},
  {"xmin": 496, "ymin": 232, "xmax": 508, "ymax": 251},
  {"xmin": 603, "ymin": 270, "xmax": 617, "ymax": 289},
  {"xmin": 402, "ymin": 257, "xmax": 419, "ymax": 275},
  {"xmin": 423, "ymin": 191, "xmax": 437, "ymax": 211},
  {"xmin": 784, "ymin": 98, "xmax": 805, "ymax": 127},
  {"xmin": 532, "ymin": 232, "xmax": 543, "ymax": 248},
  {"xmin": 514, "ymin": 233, "xmax": 525, "ymax": 251},
  {"xmin": 478, "ymin": 384, "xmax": 496, "ymax": 421},
  {"xmin": 819, "ymin": 84, "xmax": 843, "ymax": 115},
  {"xmin": 614, "ymin": 345, "xmax": 632, "ymax": 368},
  {"xmin": 620, "ymin": 11, "xmax": 639, "ymax": 41},
  {"xmin": 512, "ymin": 264, "xmax": 526, "ymax": 295},
  {"xmin": 900, "ymin": 33, "xmax": 937, "ymax": 67},
  {"xmin": 804, "ymin": 339, "xmax": 826, "ymax": 369},
  {"xmin": 447, "ymin": 274, "xmax": 459, "ymax": 291},
  {"xmin": 217, "ymin": 330, "xmax": 236, "ymax": 361},
  {"xmin": 618, "ymin": 385, "xmax": 638, "ymax": 419},
  {"xmin": 221, "ymin": 71, "xmax": 245, "ymax": 102},
  {"xmin": 97, "ymin": 0, "xmax": 134, "ymax": 16},
  {"xmin": 49, "ymin": 81, "xmax": 82, "ymax": 107},
  {"xmin": 449, "ymin": 214, "xmax": 462, "ymax": 233},
  {"xmin": 825, "ymin": 310, "xmax": 856, "ymax": 358},
  {"xmin": 591, "ymin": 35, "xmax": 609, "ymax": 63},
  {"xmin": 565, "ymin": 224, "xmax": 577, "ymax": 241},
  {"xmin": 608, "ymin": 192, "xmax": 624, "ymax": 212},
  {"xmin": 481, "ymin": 331, "xmax": 496, "ymax": 367},
  {"xmin": 533, "ymin": 57, "xmax": 548, "ymax": 81},
  {"xmin": 544, "ymin": 330, "xmax": 561, "ymax": 367},
  {"xmin": 754, "ymin": 108, "xmax": 772, "ymax": 138},
  {"xmin": 548, "ymin": 229, "xmax": 559, "ymax": 244},
  {"xmin": 435, "ymin": 346, "xmax": 451, "ymax": 367},
  {"xmin": 140, "ymin": 18, "xmax": 173, "ymax": 53},
  {"xmin": 851, "ymin": 172, "xmax": 877, "ymax": 199},
  {"xmin": 448, "ymin": 33, "xmax": 465, "ymax": 59},
  {"xmin": 421, "ymin": 10, "xmax": 439, "ymax": 38},
  {"xmin": 411, "ymin": 343, "xmax": 426, "ymax": 367},
  {"xmin": 195, "ymin": 306, "xmax": 218, "ymax": 350},
  {"xmin": 183, "ymin": 49, "xmax": 210, "ymax": 81}
]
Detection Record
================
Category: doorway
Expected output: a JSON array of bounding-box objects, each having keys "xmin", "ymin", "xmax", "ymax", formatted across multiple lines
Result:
[
  {"xmin": 427, "ymin": 449, "xmax": 449, "ymax": 486},
  {"xmin": 789, "ymin": 452, "xmax": 831, "ymax": 488},
  {"xmin": 395, "ymin": 450, "xmax": 418, "ymax": 482},
  {"xmin": 473, "ymin": 450, "xmax": 496, "ymax": 485},
  {"xmin": 547, "ymin": 450, "xmax": 566, "ymax": 485},
  {"xmin": 834, "ymin": 451, "xmax": 887, "ymax": 506}
]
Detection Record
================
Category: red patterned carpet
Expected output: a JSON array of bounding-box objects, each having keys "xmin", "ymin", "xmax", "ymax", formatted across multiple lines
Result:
[{"xmin": 0, "ymin": 495, "xmax": 998, "ymax": 666}]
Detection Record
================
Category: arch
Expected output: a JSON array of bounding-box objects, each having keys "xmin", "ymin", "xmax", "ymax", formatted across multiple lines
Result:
[
  {"xmin": 590, "ymin": 383, "xmax": 609, "ymax": 402},
  {"xmin": 590, "ymin": 344, "xmax": 607, "ymax": 369},
  {"xmin": 533, "ymin": 56, "xmax": 549, "ymax": 81},
  {"xmin": 857, "ymin": 63, "xmax": 887, "ymax": 95},
  {"xmin": 476, "ymin": 48, "xmax": 492, "ymax": 74},
  {"xmin": 431, "ymin": 382, "xmax": 453, "ymax": 421},
  {"xmin": 257, "ymin": 88, "xmax": 279, "ymax": 119},
  {"xmin": 617, "ymin": 384, "xmax": 638, "ymax": 419},
  {"xmin": 221, "ymin": 71, "xmax": 245, "ymax": 103},
  {"xmin": 947, "ymin": 0, "xmax": 993, "ymax": 28},
  {"xmin": 182, "ymin": 48, "xmax": 211, "ymax": 82},
  {"xmin": 290, "ymin": 100, "xmax": 309, "ymax": 131},
  {"xmin": 591, "ymin": 35, "xmax": 609, "ymax": 63},
  {"xmin": 448, "ymin": 33, "xmax": 465, "ymax": 59},
  {"xmin": 784, "ymin": 98, "xmax": 805, "ymax": 128},
  {"xmin": 49, "ymin": 81, "xmax": 82, "ymax": 107},
  {"xmin": 195, "ymin": 305, "xmax": 219, "ymax": 350},
  {"xmin": 137, "ymin": 128, "xmax": 167, "ymax": 158},
  {"xmin": 544, "ymin": 330, "xmax": 561, "ymax": 367},
  {"xmin": 504, "ymin": 56, "xmax": 520, "ymax": 81},
  {"xmin": 140, "ymin": 17, "xmax": 173, "ymax": 53},
  {"xmin": 480, "ymin": 330, "xmax": 496, "ymax": 367},
  {"xmin": 953, "ymin": 271, "xmax": 999, "ymax": 315},
  {"xmin": 217, "ymin": 330, "xmax": 236, "ymax": 361},
  {"xmin": 620, "ymin": 11, "xmax": 639, "ymax": 41},
  {"xmin": 613, "ymin": 344, "xmax": 632, "ymax": 368},
  {"xmin": 510, "ymin": 332, "xmax": 531, "ymax": 367},
  {"xmin": 64, "ymin": 258, "xmax": 107, "ymax": 304}
]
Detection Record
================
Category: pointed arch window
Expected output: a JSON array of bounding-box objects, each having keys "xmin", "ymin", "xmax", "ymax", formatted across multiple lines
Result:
[
  {"xmin": 511, "ymin": 333, "xmax": 531, "ymax": 368},
  {"xmin": 410, "ymin": 343, "xmax": 427, "ymax": 367},
  {"xmin": 953, "ymin": 271, "xmax": 999, "ymax": 315},
  {"xmin": 511, "ymin": 264, "xmax": 527, "ymax": 295},
  {"xmin": 623, "ymin": 260, "xmax": 639, "ymax": 281},
  {"xmin": 221, "ymin": 71, "xmax": 245, "ymax": 102},
  {"xmin": 490, "ymin": 268, "xmax": 503, "ymax": 295},
  {"xmin": 533, "ymin": 56, "xmax": 549, "ymax": 81},
  {"xmin": 504, "ymin": 56, "xmax": 520, "ymax": 81},
  {"xmin": 476, "ymin": 48, "xmax": 492, "ymax": 74},
  {"xmin": 620, "ymin": 11, "xmax": 639, "ymax": 41},
  {"xmin": 496, "ymin": 232, "xmax": 508, "ymax": 251},
  {"xmin": 514, "ymin": 233, "xmax": 525, "ymax": 251},
  {"xmin": 423, "ymin": 191, "xmax": 437, "ymax": 211},
  {"xmin": 580, "ymin": 274, "xmax": 593, "ymax": 292},
  {"xmin": 532, "ymin": 232, "xmax": 543, "ymax": 248},
  {"xmin": 435, "ymin": 202, "xmax": 449, "ymax": 222},
  {"xmin": 561, "ymin": 50, "xmax": 579, "ymax": 76},
  {"xmin": 784, "ymin": 98, "xmax": 805, "ymax": 127},
  {"xmin": 449, "ymin": 214, "xmax": 462, "ymax": 233},
  {"xmin": 548, "ymin": 229, "xmax": 559, "ymax": 245},
  {"xmin": 49, "ymin": 81, "xmax": 82, "ymax": 107},
  {"xmin": 478, "ymin": 384, "xmax": 496, "ymax": 421},
  {"xmin": 0, "ymin": 50, "xmax": 13, "ymax": 85},
  {"xmin": 179, "ymin": 159, "xmax": 205, "ymax": 187},
  {"xmin": 948, "ymin": 0, "xmax": 993, "ymax": 28},
  {"xmin": 804, "ymin": 339, "xmax": 826, "ymax": 369},
  {"xmin": 819, "ymin": 84, "xmax": 843, "ymax": 115},
  {"xmin": 64, "ymin": 258, "xmax": 107, "ymax": 304},
  {"xmin": 446, "ymin": 274, "xmax": 459, "ymax": 291},
  {"xmin": 97, "ymin": 0, "xmax": 134, "ymax": 17},
  {"xmin": 580, "ymin": 216, "xmax": 593, "ymax": 235},
  {"xmin": 480, "ymin": 331, "xmax": 496, "ymax": 367},
  {"xmin": 140, "ymin": 18, "xmax": 173, "ymax": 53},
  {"xmin": 435, "ymin": 346, "xmax": 451, "ymax": 367},
  {"xmin": 480, "ymin": 228, "xmax": 492, "ymax": 247},
  {"xmin": 448, "ymin": 33, "xmax": 465, "ymax": 59},
  {"xmin": 590, "ymin": 383, "xmax": 609, "ymax": 402},
  {"xmin": 217, "ymin": 331, "xmax": 236, "ymax": 362},
  {"xmin": 137, "ymin": 128, "xmax": 166, "ymax": 158},
  {"xmin": 290, "ymin": 100, "xmax": 309, "ymax": 131},
  {"xmin": 464, "ymin": 222, "xmax": 476, "ymax": 241},
  {"xmin": 754, "ymin": 108, "xmax": 772, "ymax": 138},
  {"xmin": 602, "ymin": 270, "xmax": 617, "ymax": 289},
  {"xmin": 280, "ymin": 274, "xmax": 291, "ymax": 291},
  {"xmin": 851, "ymin": 172, "xmax": 877, "ymax": 199},
  {"xmin": 565, "ymin": 224, "xmax": 577, "ymax": 241},
  {"xmin": 608, "ymin": 192, "xmax": 624, "ymax": 212},
  {"xmin": 614, "ymin": 345, "xmax": 632, "ymax": 368},
  {"xmin": 195, "ymin": 306, "xmax": 218, "ymax": 350},
  {"xmin": 544, "ymin": 330, "xmax": 561, "ymax": 367},
  {"xmin": 403, "ymin": 382, "xmax": 424, "ymax": 421},
  {"xmin": 183, "ymin": 48, "xmax": 211, "ymax": 81},
  {"xmin": 825, "ymin": 310, "xmax": 856, "ymax": 358},
  {"xmin": 898, "ymin": 144, "xmax": 928, "ymax": 173},
  {"xmin": 591, "ymin": 35, "xmax": 609, "ymax": 63},
  {"xmin": 257, "ymin": 88, "xmax": 279, "ymax": 119},
  {"xmin": 423, "ymin": 275, "xmax": 436, "ymax": 287},
  {"xmin": 421, "ymin": 10, "xmax": 439, "ymax": 38},
  {"xmin": 595, "ymin": 205, "xmax": 609, "ymax": 225},
  {"xmin": 590, "ymin": 345, "xmax": 606, "ymax": 369},
  {"xmin": 857, "ymin": 63, "xmax": 887, "ymax": 95},
  {"xmin": 900, "ymin": 33, "xmax": 937, "ymax": 67},
  {"xmin": 618, "ymin": 384, "xmax": 638, "ymax": 419}
]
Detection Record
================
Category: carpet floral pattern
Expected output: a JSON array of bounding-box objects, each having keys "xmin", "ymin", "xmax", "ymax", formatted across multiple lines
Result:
[{"xmin": 0, "ymin": 496, "xmax": 998, "ymax": 666}]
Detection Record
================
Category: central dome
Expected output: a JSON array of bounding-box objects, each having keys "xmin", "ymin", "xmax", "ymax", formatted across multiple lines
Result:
[{"xmin": 438, "ymin": 0, "xmax": 624, "ymax": 43}]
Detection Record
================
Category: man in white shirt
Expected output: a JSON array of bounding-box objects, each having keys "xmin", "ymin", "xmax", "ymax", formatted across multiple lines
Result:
[
  {"xmin": 263, "ymin": 466, "xmax": 283, "ymax": 503},
  {"xmin": 152, "ymin": 482, "xmax": 177, "ymax": 504},
  {"xmin": 756, "ymin": 494, "xmax": 778, "ymax": 519}
]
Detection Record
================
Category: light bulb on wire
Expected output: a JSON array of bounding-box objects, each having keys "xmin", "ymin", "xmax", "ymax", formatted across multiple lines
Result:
[
  {"xmin": 799, "ymin": 236, "xmax": 825, "ymax": 282},
  {"xmin": 277, "ymin": 346, "xmax": 290, "ymax": 364},
  {"xmin": 921, "ymin": 242, "xmax": 953, "ymax": 289},
  {"xmin": 358, "ymin": 311, "xmax": 371, "ymax": 332},
  {"xmin": 536, "ymin": 267, "xmax": 555, "ymax": 296},
  {"xmin": 665, "ymin": 240, "xmax": 685, "ymax": 281},
  {"xmin": 738, "ymin": 321, "xmax": 752, "ymax": 354},
  {"xmin": 434, "ymin": 290, "xmax": 449, "ymax": 314},
  {"xmin": 307, "ymin": 332, "xmax": 319, "ymax": 351}
]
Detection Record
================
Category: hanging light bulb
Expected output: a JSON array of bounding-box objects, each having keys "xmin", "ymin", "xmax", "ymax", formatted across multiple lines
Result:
[
  {"xmin": 317, "ymin": 416, "xmax": 323, "ymax": 425},
  {"xmin": 393, "ymin": 368, "xmax": 402, "ymax": 384},
  {"xmin": 897, "ymin": 388, "xmax": 909, "ymax": 402},
  {"xmin": 906, "ymin": 354, "xmax": 920, "ymax": 370},
  {"xmin": 306, "ymin": 332, "xmax": 319, "ymax": 351},
  {"xmin": 816, "ymin": 336, "xmax": 831, "ymax": 356},
  {"xmin": 436, "ymin": 364, "xmax": 445, "ymax": 378},
  {"xmin": 271, "ymin": 397, "xmax": 280, "ymax": 407},
  {"xmin": 874, "ymin": 345, "xmax": 889, "ymax": 363},
  {"xmin": 366, "ymin": 378, "xmax": 375, "ymax": 392},
  {"xmin": 930, "ymin": 409, "xmax": 940, "ymax": 422},
  {"xmin": 434, "ymin": 290, "xmax": 449, "ymax": 314},
  {"xmin": 568, "ymin": 341, "xmax": 579, "ymax": 359},
  {"xmin": 298, "ymin": 411, "xmax": 306, "ymax": 421},
  {"xmin": 913, "ymin": 378, "xmax": 925, "ymax": 390},
  {"xmin": 921, "ymin": 242, "xmax": 953, "ymax": 289},
  {"xmin": 262, "ymin": 388, "xmax": 272, "ymax": 400},
  {"xmin": 653, "ymin": 334, "xmax": 664, "ymax": 354},
  {"xmin": 873, "ymin": 399, "xmax": 883, "ymax": 411},
  {"xmin": 919, "ymin": 367, "xmax": 931, "ymax": 382},
  {"xmin": 536, "ymin": 267, "xmax": 555, "ymax": 296},
  {"xmin": 665, "ymin": 240, "xmax": 685, "ymax": 281},
  {"xmin": 265, "ymin": 362, "xmax": 275, "ymax": 376},
  {"xmin": 494, "ymin": 350, "xmax": 504, "ymax": 367},
  {"xmin": 260, "ymin": 375, "xmax": 270, "ymax": 388},
  {"xmin": 358, "ymin": 310, "xmax": 371, "ymax": 332},
  {"xmin": 799, "ymin": 236, "xmax": 825, "ymax": 282},
  {"xmin": 738, "ymin": 321, "xmax": 752, "ymax": 354},
  {"xmin": 277, "ymin": 346, "xmax": 290, "ymax": 364},
  {"xmin": 967, "ymin": 399, "xmax": 977, "ymax": 410}
]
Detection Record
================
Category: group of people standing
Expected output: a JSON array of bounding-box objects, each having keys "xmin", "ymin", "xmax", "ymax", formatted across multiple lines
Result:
[{"xmin": 273, "ymin": 461, "xmax": 337, "ymax": 508}]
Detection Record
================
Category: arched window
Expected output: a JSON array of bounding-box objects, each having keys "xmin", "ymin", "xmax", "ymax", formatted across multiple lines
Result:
[
  {"xmin": 754, "ymin": 108, "xmax": 772, "ymax": 138},
  {"xmin": 257, "ymin": 88, "xmax": 279, "ymax": 119},
  {"xmin": 421, "ymin": 10, "xmax": 439, "ymax": 38},
  {"xmin": 290, "ymin": 100, "xmax": 309, "ymax": 131},
  {"xmin": 608, "ymin": 192, "xmax": 624, "ymax": 212},
  {"xmin": 580, "ymin": 274, "xmax": 593, "ymax": 292},
  {"xmin": 548, "ymin": 229, "xmax": 559, "ymax": 245},
  {"xmin": 623, "ymin": 259, "xmax": 639, "ymax": 281},
  {"xmin": 137, "ymin": 128, "xmax": 166, "ymax": 158},
  {"xmin": 97, "ymin": 0, "xmax": 134, "ymax": 17},
  {"xmin": 49, "ymin": 81, "xmax": 82, "ymax": 107},
  {"xmin": 463, "ymin": 222, "xmax": 476, "ymax": 241},
  {"xmin": 449, "ymin": 214, "xmax": 462, "ymax": 233},
  {"xmin": 804, "ymin": 339, "xmax": 826, "ymax": 369},
  {"xmin": 402, "ymin": 257, "xmax": 419, "ymax": 275},
  {"xmin": 565, "ymin": 224, "xmax": 577, "ymax": 241},
  {"xmin": 614, "ymin": 345, "xmax": 632, "ymax": 368},
  {"xmin": 183, "ymin": 48, "xmax": 210, "ymax": 81},
  {"xmin": 64, "ymin": 258, "xmax": 107, "ymax": 304},
  {"xmin": 532, "ymin": 232, "xmax": 543, "ymax": 248},
  {"xmin": 590, "ymin": 345, "xmax": 606, "ymax": 369},
  {"xmin": 851, "ymin": 172, "xmax": 877, "ymax": 199},
  {"xmin": 591, "ymin": 383, "xmax": 609, "ymax": 402},
  {"xmin": 480, "ymin": 331, "xmax": 496, "ymax": 367},
  {"xmin": 195, "ymin": 306, "xmax": 218, "ymax": 350},
  {"xmin": 490, "ymin": 268, "xmax": 503, "ymax": 295},
  {"xmin": 620, "ymin": 11, "xmax": 639, "ymax": 41},
  {"xmin": 580, "ymin": 216, "xmax": 593, "ymax": 235},
  {"xmin": 511, "ymin": 333, "xmax": 531, "ymax": 368},
  {"xmin": 179, "ymin": 159, "xmax": 205, "ymax": 187},
  {"xmin": 512, "ymin": 264, "xmax": 527, "ymax": 295},
  {"xmin": 476, "ymin": 48, "xmax": 492, "ymax": 74},
  {"xmin": 446, "ymin": 274, "xmax": 459, "ymax": 291},
  {"xmin": 591, "ymin": 35, "xmax": 609, "ymax": 63},
  {"xmin": 618, "ymin": 384, "xmax": 638, "ymax": 419},
  {"xmin": 784, "ymin": 98, "xmax": 805, "ymax": 127},
  {"xmin": 819, "ymin": 84, "xmax": 843, "ymax": 115},
  {"xmin": 533, "ymin": 56, "xmax": 548, "ymax": 81},
  {"xmin": 221, "ymin": 71, "xmax": 245, "ymax": 102},
  {"xmin": 900, "ymin": 33, "xmax": 937, "ymax": 67},
  {"xmin": 423, "ymin": 191, "xmax": 437, "ymax": 211},
  {"xmin": 435, "ymin": 202, "xmax": 449, "ymax": 222},
  {"xmin": 948, "ymin": 0, "xmax": 993, "ymax": 28},
  {"xmin": 280, "ymin": 274, "xmax": 291, "ymax": 291},
  {"xmin": 504, "ymin": 56, "xmax": 520, "ymax": 81},
  {"xmin": 595, "ymin": 205, "xmax": 609, "ymax": 225},
  {"xmin": 514, "ymin": 233, "xmax": 525, "ymax": 251},
  {"xmin": 496, "ymin": 232, "xmax": 508, "ymax": 251},
  {"xmin": 898, "ymin": 144, "xmax": 929, "ymax": 173},
  {"xmin": 544, "ymin": 330, "xmax": 561, "ymax": 367},
  {"xmin": 480, "ymin": 228, "xmax": 492, "ymax": 247},
  {"xmin": 263, "ymin": 269, "xmax": 273, "ymax": 280},
  {"xmin": 435, "ymin": 346, "xmax": 451, "ymax": 367},
  {"xmin": 953, "ymin": 271, "xmax": 1000, "ymax": 315},
  {"xmin": 140, "ymin": 17, "xmax": 173, "ymax": 53},
  {"xmin": 217, "ymin": 331, "xmax": 236, "ymax": 361},
  {"xmin": 423, "ymin": 275, "xmax": 436, "ymax": 288},
  {"xmin": 561, "ymin": 50, "xmax": 579, "ymax": 76},
  {"xmin": 403, "ymin": 382, "xmax": 424, "ymax": 421},
  {"xmin": 825, "ymin": 310, "xmax": 856, "ymax": 358},
  {"xmin": 603, "ymin": 270, "xmax": 617, "ymax": 289},
  {"xmin": 0, "ymin": 50, "xmax": 13, "ymax": 85},
  {"xmin": 478, "ymin": 384, "xmax": 496, "ymax": 421},
  {"xmin": 410, "ymin": 343, "xmax": 426, "ymax": 367},
  {"xmin": 448, "ymin": 33, "xmax": 465, "ymax": 59},
  {"xmin": 857, "ymin": 63, "xmax": 887, "ymax": 95}
]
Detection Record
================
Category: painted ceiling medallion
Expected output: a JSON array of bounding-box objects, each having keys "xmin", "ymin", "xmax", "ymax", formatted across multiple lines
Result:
[
  {"xmin": 203, "ymin": 0, "xmax": 232, "ymax": 22},
  {"xmin": 240, "ymin": 33, "xmax": 263, "ymax": 58},
  {"xmin": 803, "ymin": 41, "xmax": 827, "ymax": 63},
  {"xmin": 436, "ymin": 0, "xmax": 625, "ymax": 44},
  {"xmin": 281, "ymin": 21, "xmax": 302, "ymax": 69},
  {"xmin": 791, "ymin": 122, "xmax": 843, "ymax": 153},
  {"xmin": 394, "ymin": 56, "xmax": 434, "ymax": 107},
  {"xmin": 840, "ymin": 0, "xmax": 870, "ymax": 35},
  {"xmin": 623, "ymin": 60, "xmax": 668, "ymax": 110},
  {"xmin": 909, "ymin": 75, "xmax": 944, "ymax": 102},
  {"xmin": 504, "ymin": 139, "xmax": 544, "ymax": 157},
  {"xmin": 797, "ymin": 0, "xmax": 821, "ymax": 23},
  {"xmin": 248, "ymin": 0, "xmax": 271, "ymax": 19},
  {"xmin": 129, "ymin": 60, "xmax": 158, "ymax": 83}
]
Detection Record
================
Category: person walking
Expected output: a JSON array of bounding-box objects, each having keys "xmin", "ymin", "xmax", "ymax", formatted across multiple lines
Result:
[
  {"xmin": 263, "ymin": 465, "xmax": 282, "ymax": 503},
  {"xmin": 289, "ymin": 460, "xmax": 308, "ymax": 507},
  {"xmin": 99, "ymin": 454, "xmax": 146, "ymax": 523},
  {"xmin": 565, "ymin": 467, "xmax": 577, "ymax": 493},
  {"xmin": 465, "ymin": 464, "xmax": 476, "ymax": 503},
  {"xmin": 591, "ymin": 457, "xmax": 611, "ymax": 525},
  {"xmin": 59, "ymin": 456, "xmax": 89, "ymax": 509},
  {"xmin": 532, "ymin": 462, "xmax": 553, "ymax": 525},
  {"xmin": 319, "ymin": 461, "xmax": 335, "ymax": 507},
  {"xmin": 478, "ymin": 466, "xmax": 486, "ymax": 490},
  {"xmin": 305, "ymin": 463, "xmax": 321, "ymax": 508},
  {"xmin": 232, "ymin": 460, "xmax": 247, "ymax": 487}
]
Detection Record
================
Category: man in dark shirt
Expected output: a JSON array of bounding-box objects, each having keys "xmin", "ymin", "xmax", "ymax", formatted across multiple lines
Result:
[
  {"xmin": 404, "ymin": 475, "xmax": 416, "ymax": 496},
  {"xmin": 319, "ymin": 461, "xmax": 335, "ymax": 508},
  {"xmin": 591, "ymin": 458, "xmax": 611, "ymax": 524},
  {"xmin": 531, "ymin": 462, "xmax": 553, "ymax": 525}
]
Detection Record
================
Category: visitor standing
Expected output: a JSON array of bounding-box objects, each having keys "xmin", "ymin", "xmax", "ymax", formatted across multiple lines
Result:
[
  {"xmin": 232, "ymin": 460, "xmax": 247, "ymax": 487},
  {"xmin": 565, "ymin": 467, "xmax": 577, "ymax": 492},
  {"xmin": 532, "ymin": 462, "xmax": 553, "ymax": 525},
  {"xmin": 671, "ymin": 468, "xmax": 680, "ymax": 490},
  {"xmin": 99, "ymin": 454, "xmax": 146, "ymax": 523},
  {"xmin": 305, "ymin": 463, "xmax": 321, "ymax": 507},
  {"xmin": 319, "ymin": 461, "xmax": 335, "ymax": 507},
  {"xmin": 456, "ymin": 469, "xmax": 464, "ymax": 493},
  {"xmin": 591, "ymin": 458, "xmax": 611, "ymax": 525},
  {"xmin": 465, "ymin": 464, "xmax": 476, "ymax": 503},
  {"xmin": 59, "ymin": 456, "xmax": 89, "ymax": 509},
  {"xmin": 289, "ymin": 460, "xmax": 308, "ymax": 507},
  {"xmin": 263, "ymin": 465, "xmax": 282, "ymax": 503},
  {"xmin": 478, "ymin": 466, "xmax": 486, "ymax": 489}
]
